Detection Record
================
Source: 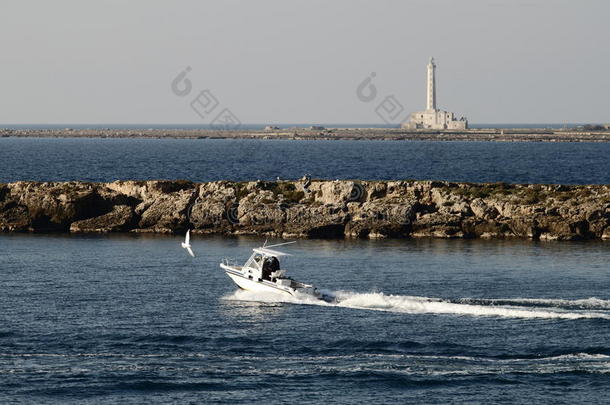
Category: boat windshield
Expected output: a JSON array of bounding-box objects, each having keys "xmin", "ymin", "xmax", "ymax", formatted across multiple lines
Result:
[{"xmin": 245, "ymin": 254, "xmax": 263, "ymax": 270}]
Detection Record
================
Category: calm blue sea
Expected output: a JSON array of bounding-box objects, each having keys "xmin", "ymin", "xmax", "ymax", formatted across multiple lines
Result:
[
  {"xmin": 1, "ymin": 136, "xmax": 609, "ymax": 403},
  {"xmin": 0, "ymin": 235, "xmax": 609, "ymax": 404},
  {"xmin": 1, "ymin": 137, "xmax": 609, "ymax": 184}
]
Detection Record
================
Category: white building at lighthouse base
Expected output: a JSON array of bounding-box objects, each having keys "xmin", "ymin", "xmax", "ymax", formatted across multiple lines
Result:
[{"xmin": 402, "ymin": 109, "xmax": 468, "ymax": 130}]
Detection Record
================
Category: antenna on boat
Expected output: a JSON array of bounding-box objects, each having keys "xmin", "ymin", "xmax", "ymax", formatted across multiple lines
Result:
[
  {"xmin": 263, "ymin": 238, "xmax": 268, "ymax": 248},
  {"xmin": 264, "ymin": 241, "xmax": 297, "ymax": 248}
]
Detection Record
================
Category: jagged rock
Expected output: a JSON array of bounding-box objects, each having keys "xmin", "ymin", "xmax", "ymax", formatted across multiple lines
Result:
[
  {"xmin": 188, "ymin": 182, "xmax": 237, "ymax": 232},
  {"xmin": 284, "ymin": 204, "xmax": 348, "ymax": 238},
  {"xmin": 237, "ymin": 190, "xmax": 286, "ymax": 230},
  {"xmin": 0, "ymin": 200, "xmax": 30, "ymax": 231},
  {"xmin": 312, "ymin": 181, "xmax": 365, "ymax": 205},
  {"xmin": 0, "ymin": 184, "xmax": 29, "ymax": 231},
  {"xmin": 345, "ymin": 201, "xmax": 414, "ymax": 238},
  {"xmin": 0, "ymin": 180, "xmax": 608, "ymax": 240},
  {"xmin": 470, "ymin": 198, "xmax": 499, "ymax": 220},
  {"xmin": 137, "ymin": 188, "xmax": 195, "ymax": 233},
  {"xmin": 507, "ymin": 218, "xmax": 539, "ymax": 239},
  {"xmin": 6, "ymin": 182, "xmax": 108, "ymax": 231},
  {"xmin": 411, "ymin": 211, "xmax": 464, "ymax": 238},
  {"xmin": 70, "ymin": 205, "xmax": 135, "ymax": 232},
  {"xmin": 475, "ymin": 222, "xmax": 511, "ymax": 239}
]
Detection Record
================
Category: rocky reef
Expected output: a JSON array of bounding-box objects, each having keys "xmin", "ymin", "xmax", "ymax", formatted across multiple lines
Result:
[{"xmin": 0, "ymin": 180, "xmax": 608, "ymax": 241}]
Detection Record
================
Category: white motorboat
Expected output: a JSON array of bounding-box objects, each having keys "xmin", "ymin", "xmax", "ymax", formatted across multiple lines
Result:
[{"xmin": 220, "ymin": 242, "xmax": 334, "ymax": 302}]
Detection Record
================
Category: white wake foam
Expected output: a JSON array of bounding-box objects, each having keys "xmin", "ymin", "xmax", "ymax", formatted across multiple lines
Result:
[
  {"xmin": 335, "ymin": 292, "xmax": 610, "ymax": 319},
  {"xmin": 455, "ymin": 297, "xmax": 610, "ymax": 310},
  {"xmin": 223, "ymin": 290, "xmax": 610, "ymax": 320}
]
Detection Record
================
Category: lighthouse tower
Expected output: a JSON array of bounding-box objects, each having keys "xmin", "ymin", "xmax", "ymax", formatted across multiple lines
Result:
[
  {"xmin": 403, "ymin": 57, "xmax": 468, "ymax": 130},
  {"xmin": 426, "ymin": 57, "xmax": 436, "ymax": 111}
]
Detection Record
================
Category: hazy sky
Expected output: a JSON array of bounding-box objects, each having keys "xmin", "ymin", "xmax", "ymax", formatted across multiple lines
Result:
[{"xmin": 1, "ymin": 0, "xmax": 608, "ymax": 125}]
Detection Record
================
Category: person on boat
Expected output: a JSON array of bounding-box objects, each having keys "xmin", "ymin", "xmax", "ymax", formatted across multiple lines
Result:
[
  {"xmin": 270, "ymin": 256, "xmax": 280, "ymax": 272},
  {"xmin": 261, "ymin": 257, "xmax": 272, "ymax": 281},
  {"xmin": 260, "ymin": 256, "xmax": 280, "ymax": 281}
]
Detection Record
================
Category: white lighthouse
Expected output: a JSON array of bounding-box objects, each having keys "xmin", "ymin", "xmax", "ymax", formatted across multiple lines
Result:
[
  {"xmin": 426, "ymin": 57, "xmax": 436, "ymax": 111},
  {"xmin": 403, "ymin": 57, "xmax": 467, "ymax": 130}
]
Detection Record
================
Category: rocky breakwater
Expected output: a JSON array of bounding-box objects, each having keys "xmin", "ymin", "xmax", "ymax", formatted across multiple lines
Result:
[{"xmin": 0, "ymin": 180, "xmax": 608, "ymax": 240}]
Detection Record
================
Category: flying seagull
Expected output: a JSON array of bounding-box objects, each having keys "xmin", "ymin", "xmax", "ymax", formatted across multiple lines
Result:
[{"xmin": 181, "ymin": 229, "xmax": 195, "ymax": 257}]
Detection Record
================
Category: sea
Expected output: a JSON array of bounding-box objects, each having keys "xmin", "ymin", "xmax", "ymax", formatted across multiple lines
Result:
[
  {"xmin": 0, "ymin": 134, "xmax": 609, "ymax": 403},
  {"xmin": 0, "ymin": 137, "xmax": 609, "ymax": 184}
]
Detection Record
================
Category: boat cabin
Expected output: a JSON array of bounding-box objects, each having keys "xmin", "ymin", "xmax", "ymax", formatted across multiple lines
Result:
[{"xmin": 242, "ymin": 247, "xmax": 289, "ymax": 282}]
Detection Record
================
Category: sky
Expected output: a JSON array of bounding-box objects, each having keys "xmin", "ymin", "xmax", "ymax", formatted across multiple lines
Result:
[{"xmin": 1, "ymin": 0, "xmax": 608, "ymax": 125}]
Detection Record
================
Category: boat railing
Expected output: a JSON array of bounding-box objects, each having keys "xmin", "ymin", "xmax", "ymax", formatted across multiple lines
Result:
[{"xmin": 222, "ymin": 257, "xmax": 238, "ymax": 267}]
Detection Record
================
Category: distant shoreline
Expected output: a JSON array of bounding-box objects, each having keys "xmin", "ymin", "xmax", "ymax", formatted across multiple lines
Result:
[{"xmin": 2, "ymin": 127, "xmax": 610, "ymax": 142}]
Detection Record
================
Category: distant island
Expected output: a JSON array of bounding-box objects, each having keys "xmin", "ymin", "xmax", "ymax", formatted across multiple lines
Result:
[{"xmin": 1, "ymin": 126, "xmax": 610, "ymax": 142}]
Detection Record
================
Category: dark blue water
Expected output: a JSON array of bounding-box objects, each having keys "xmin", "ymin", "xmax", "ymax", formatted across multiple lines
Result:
[
  {"xmin": 1, "ymin": 138, "xmax": 609, "ymax": 184},
  {"xmin": 1, "ymin": 134, "xmax": 609, "ymax": 403},
  {"xmin": 0, "ymin": 235, "xmax": 608, "ymax": 404}
]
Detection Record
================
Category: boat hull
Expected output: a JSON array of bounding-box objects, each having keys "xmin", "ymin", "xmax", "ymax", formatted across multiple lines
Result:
[
  {"xmin": 220, "ymin": 263, "xmax": 335, "ymax": 302},
  {"xmin": 223, "ymin": 268, "xmax": 294, "ymax": 297}
]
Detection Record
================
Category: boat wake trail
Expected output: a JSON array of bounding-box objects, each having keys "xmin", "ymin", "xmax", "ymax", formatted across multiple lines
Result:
[
  {"xmin": 451, "ymin": 297, "xmax": 610, "ymax": 310},
  {"xmin": 224, "ymin": 290, "xmax": 610, "ymax": 320}
]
